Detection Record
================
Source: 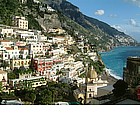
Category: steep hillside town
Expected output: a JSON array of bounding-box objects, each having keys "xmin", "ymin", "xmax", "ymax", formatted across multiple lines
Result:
[
  {"xmin": 0, "ymin": 0, "xmax": 139, "ymax": 105},
  {"xmin": 0, "ymin": 12, "xmax": 110, "ymax": 105}
]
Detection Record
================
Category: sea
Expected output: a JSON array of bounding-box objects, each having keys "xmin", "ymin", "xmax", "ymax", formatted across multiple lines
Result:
[{"xmin": 100, "ymin": 46, "xmax": 140, "ymax": 80}]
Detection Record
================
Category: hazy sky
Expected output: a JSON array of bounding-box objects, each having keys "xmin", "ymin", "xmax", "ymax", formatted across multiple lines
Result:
[{"xmin": 68, "ymin": 0, "xmax": 140, "ymax": 41}]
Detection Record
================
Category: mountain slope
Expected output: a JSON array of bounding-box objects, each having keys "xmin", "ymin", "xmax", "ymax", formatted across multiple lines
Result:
[
  {"xmin": 0, "ymin": 0, "xmax": 137, "ymax": 50},
  {"xmin": 43, "ymin": 0, "xmax": 137, "ymax": 47}
]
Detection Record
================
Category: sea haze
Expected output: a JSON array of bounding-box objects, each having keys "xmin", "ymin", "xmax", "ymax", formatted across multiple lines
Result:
[{"xmin": 100, "ymin": 46, "xmax": 140, "ymax": 79}]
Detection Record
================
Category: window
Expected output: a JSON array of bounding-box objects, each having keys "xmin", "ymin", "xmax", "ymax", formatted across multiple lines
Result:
[{"xmin": 89, "ymin": 94, "xmax": 92, "ymax": 98}]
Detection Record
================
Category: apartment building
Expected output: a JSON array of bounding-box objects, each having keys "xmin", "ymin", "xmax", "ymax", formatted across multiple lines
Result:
[
  {"xmin": 28, "ymin": 42, "xmax": 45, "ymax": 58},
  {"xmin": 13, "ymin": 16, "xmax": 28, "ymax": 30},
  {"xmin": 33, "ymin": 57, "xmax": 62, "ymax": 76},
  {"xmin": 10, "ymin": 59, "xmax": 31, "ymax": 70}
]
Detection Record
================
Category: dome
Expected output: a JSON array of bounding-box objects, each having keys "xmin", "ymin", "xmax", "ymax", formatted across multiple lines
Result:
[{"xmin": 87, "ymin": 67, "xmax": 97, "ymax": 79}]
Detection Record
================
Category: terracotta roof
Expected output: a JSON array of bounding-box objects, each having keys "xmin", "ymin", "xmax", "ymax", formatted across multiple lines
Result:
[
  {"xmin": 0, "ymin": 70, "xmax": 7, "ymax": 74},
  {"xmin": 18, "ymin": 48, "xmax": 28, "ymax": 50},
  {"xmin": 0, "ymin": 40, "xmax": 10, "ymax": 42},
  {"xmin": 5, "ymin": 47, "xmax": 13, "ymax": 50}
]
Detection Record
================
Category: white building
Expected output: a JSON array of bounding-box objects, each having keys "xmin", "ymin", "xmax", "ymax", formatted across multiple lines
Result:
[
  {"xmin": 1, "ymin": 28, "xmax": 14, "ymax": 38},
  {"xmin": 0, "ymin": 40, "xmax": 14, "ymax": 47},
  {"xmin": 5, "ymin": 46, "xmax": 20, "ymax": 59},
  {"xmin": 15, "ymin": 30, "xmax": 35, "ymax": 41},
  {"xmin": 28, "ymin": 42, "xmax": 45, "ymax": 58},
  {"xmin": 50, "ymin": 47, "xmax": 67, "ymax": 57}
]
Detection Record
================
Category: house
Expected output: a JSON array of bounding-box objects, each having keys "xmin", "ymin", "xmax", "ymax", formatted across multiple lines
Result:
[
  {"xmin": 47, "ymin": 36, "xmax": 66, "ymax": 44},
  {"xmin": 5, "ymin": 46, "xmax": 20, "ymax": 59},
  {"xmin": 50, "ymin": 47, "xmax": 67, "ymax": 57},
  {"xmin": 15, "ymin": 30, "xmax": 35, "ymax": 41},
  {"xmin": 1, "ymin": 28, "xmax": 13, "ymax": 38},
  {"xmin": 0, "ymin": 40, "xmax": 14, "ymax": 47}
]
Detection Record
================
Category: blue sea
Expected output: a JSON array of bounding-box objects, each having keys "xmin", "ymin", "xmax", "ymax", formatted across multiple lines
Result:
[{"xmin": 100, "ymin": 46, "xmax": 140, "ymax": 79}]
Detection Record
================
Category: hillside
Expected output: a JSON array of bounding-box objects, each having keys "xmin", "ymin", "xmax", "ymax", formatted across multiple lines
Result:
[
  {"xmin": 45, "ymin": 0, "xmax": 137, "ymax": 47},
  {"xmin": 0, "ymin": 0, "xmax": 137, "ymax": 50}
]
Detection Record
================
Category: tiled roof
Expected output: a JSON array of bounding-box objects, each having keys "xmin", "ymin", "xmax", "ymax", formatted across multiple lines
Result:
[
  {"xmin": 0, "ymin": 40, "xmax": 11, "ymax": 42},
  {"xmin": 18, "ymin": 48, "xmax": 28, "ymax": 50},
  {"xmin": 0, "ymin": 70, "xmax": 7, "ymax": 74},
  {"xmin": 5, "ymin": 47, "xmax": 13, "ymax": 50}
]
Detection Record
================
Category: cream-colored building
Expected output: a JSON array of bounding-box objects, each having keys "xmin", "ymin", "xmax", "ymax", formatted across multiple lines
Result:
[
  {"xmin": 1, "ymin": 29, "xmax": 13, "ymax": 37},
  {"xmin": 14, "ymin": 16, "xmax": 28, "ymax": 30},
  {"xmin": 10, "ymin": 76, "xmax": 47, "ymax": 89},
  {"xmin": 10, "ymin": 59, "xmax": 31, "ymax": 70}
]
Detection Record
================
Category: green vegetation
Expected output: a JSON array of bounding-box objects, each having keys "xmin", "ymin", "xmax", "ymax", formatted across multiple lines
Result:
[
  {"xmin": 8, "ymin": 68, "xmax": 33, "ymax": 80},
  {"xmin": 14, "ymin": 81, "xmax": 77, "ymax": 105},
  {"xmin": 27, "ymin": 14, "xmax": 43, "ymax": 30},
  {"xmin": 0, "ymin": 0, "xmax": 20, "ymax": 25}
]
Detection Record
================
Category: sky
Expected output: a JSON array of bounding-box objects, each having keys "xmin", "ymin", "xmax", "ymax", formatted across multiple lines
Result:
[{"xmin": 67, "ymin": 0, "xmax": 140, "ymax": 42}]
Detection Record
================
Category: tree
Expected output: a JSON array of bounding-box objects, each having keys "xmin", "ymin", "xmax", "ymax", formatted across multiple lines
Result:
[{"xmin": 8, "ymin": 72, "xmax": 16, "ymax": 79}]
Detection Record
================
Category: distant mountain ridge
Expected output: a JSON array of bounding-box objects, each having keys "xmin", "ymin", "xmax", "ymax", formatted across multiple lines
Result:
[{"xmin": 43, "ymin": 0, "xmax": 137, "ymax": 48}]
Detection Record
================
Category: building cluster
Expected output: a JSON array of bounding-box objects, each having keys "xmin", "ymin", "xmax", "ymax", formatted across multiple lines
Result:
[{"xmin": 0, "ymin": 13, "xmax": 110, "ymax": 104}]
